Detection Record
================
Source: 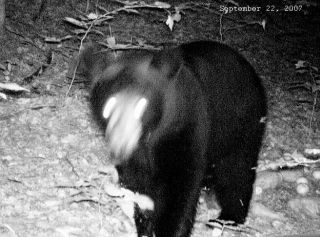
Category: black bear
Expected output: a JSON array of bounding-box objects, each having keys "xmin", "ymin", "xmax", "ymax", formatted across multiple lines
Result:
[{"xmin": 77, "ymin": 41, "xmax": 267, "ymax": 237}]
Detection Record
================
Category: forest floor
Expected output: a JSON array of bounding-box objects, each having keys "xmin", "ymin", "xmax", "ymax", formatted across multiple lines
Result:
[{"xmin": 0, "ymin": 1, "xmax": 320, "ymax": 237}]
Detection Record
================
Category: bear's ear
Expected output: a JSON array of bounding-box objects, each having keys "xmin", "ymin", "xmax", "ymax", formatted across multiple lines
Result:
[
  {"xmin": 149, "ymin": 48, "xmax": 183, "ymax": 79},
  {"xmin": 73, "ymin": 43, "xmax": 123, "ymax": 84}
]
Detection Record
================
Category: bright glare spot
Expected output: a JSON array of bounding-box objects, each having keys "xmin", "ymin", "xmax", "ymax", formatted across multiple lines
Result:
[
  {"xmin": 134, "ymin": 97, "xmax": 148, "ymax": 119},
  {"xmin": 103, "ymin": 97, "xmax": 117, "ymax": 119}
]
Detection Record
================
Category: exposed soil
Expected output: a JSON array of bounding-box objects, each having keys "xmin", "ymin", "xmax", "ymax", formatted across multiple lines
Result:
[{"xmin": 0, "ymin": 1, "xmax": 319, "ymax": 237}]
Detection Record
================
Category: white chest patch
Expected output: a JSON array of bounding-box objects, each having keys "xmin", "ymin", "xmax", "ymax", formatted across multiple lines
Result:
[{"xmin": 103, "ymin": 93, "xmax": 148, "ymax": 160}]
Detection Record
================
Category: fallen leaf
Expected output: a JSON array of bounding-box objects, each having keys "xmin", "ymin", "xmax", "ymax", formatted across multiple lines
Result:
[{"xmin": 0, "ymin": 83, "xmax": 30, "ymax": 92}]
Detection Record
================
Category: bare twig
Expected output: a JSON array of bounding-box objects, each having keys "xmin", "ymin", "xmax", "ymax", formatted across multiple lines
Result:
[
  {"xmin": 0, "ymin": 224, "xmax": 18, "ymax": 237},
  {"xmin": 66, "ymin": 19, "xmax": 96, "ymax": 96},
  {"xmin": 219, "ymin": 11, "xmax": 224, "ymax": 42},
  {"xmin": 308, "ymin": 69, "xmax": 319, "ymax": 133}
]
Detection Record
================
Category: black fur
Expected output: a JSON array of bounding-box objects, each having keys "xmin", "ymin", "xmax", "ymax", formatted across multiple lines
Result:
[{"xmin": 78, "ymin": 41, "xmax": 267, "ymax": 237}]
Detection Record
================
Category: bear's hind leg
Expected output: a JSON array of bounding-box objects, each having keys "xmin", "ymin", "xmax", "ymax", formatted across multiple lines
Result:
[{"xmin": 212, "ymin": 148, "xmax": 258, "ymax": 224}]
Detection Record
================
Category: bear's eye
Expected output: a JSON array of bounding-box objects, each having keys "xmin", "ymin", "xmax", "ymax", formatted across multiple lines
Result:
[
  {"xmin": 103, "ymin": 96, "xmax": 117, "ymax": 119},
  {"xmin": 134, "ymin": 97, "xmax": 148, "ymax": 119}
]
